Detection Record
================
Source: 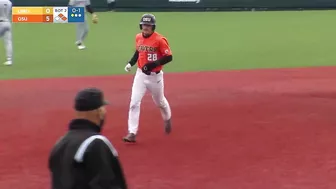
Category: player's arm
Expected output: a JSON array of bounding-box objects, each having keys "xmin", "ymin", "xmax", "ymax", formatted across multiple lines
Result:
[
  {"xmin": 150, "ymin": 54, "xmax": 172, "ymax": 66},
  {"xmin": 68, "ymin": 0, "xmax": 74, "ymax": 6},
  {"xmin": 85, "ymin": 5, "xmax": 94, "ymax": 14},
  {"xmin": 85, "ymin": 0, "xmax": 95, "ymax": 14},
  {"xmin": 85, "ymin": 0, "xmax": 98, "ymax": 24},
  {"xmin": 142, "ymin": 38, "xmax": 172, "ymax": 72},
  {"xmin": 125, "ymin": 36, "xmax": 140, "ymax": 72},
  {"xmin": 124, "ymin": 50, "xmax": 138, "ymax": 72},
  {"xmin": 150, "ymin": 38, "xmax": 173, "ymax": 66},
  {"xmin": 6, "ymin": 1, "xmax": 12, "ymax": 20},
  {"xmin": 84, "ymin": 139, "xmax": 128, "ymax": 189},
  {"xmin": 128, "ymin": 50, "xmax": 139, "ymax": 66}
]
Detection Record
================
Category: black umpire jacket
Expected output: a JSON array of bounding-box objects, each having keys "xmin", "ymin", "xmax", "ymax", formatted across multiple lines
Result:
[{"xmin": 48, "ymin": 119, "xmax": 128, "ymax": 189}]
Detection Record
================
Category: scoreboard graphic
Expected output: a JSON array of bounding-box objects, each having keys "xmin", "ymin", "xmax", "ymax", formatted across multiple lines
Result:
[{"xmin": 12, "ymin": 7, "xmax": 85, "ymax": 23}]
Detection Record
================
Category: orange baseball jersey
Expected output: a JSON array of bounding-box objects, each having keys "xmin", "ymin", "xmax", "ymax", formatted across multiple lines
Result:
[{"xmin": 135, "ymin": 32, "xmax": 172, "ymax": 72}]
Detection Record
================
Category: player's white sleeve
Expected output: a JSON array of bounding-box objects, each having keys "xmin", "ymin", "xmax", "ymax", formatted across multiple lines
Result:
[
  {"xmin": 85, "ymin": 0, "xmax": 91, "ymax": 6},
  {"xmin": 68, "ymin": 0, "xmax": 75, "ymax": 6},
  {"xmin": 6, "ymin": 1, "xmax": 11, "ymax": 19}
]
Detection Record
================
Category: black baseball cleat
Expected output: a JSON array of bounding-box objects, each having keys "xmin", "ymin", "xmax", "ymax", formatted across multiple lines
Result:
[
  {"xmin": 123, "ymin": 133, "xmax": 136, "ymax": 143},
  {"xmin": 164, "ymin": 119, "xmax": 172, "ymax": 134}
]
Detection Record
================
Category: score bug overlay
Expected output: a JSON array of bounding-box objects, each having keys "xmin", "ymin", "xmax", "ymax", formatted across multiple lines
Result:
[
  {"xmin": 12, "ymin": 7, "xmax": 85, "ymax": 23},
  {"xmin": 53, "ymin": 7, "xmax": 68, "ymax": 23},
  {"xmin": 68, "ymin": 7, "xmax": 85, "ymax": 23}
]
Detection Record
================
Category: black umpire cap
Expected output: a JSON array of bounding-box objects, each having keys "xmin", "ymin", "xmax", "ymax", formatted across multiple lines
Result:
[{"xmin": 74, "ymin": 87, "xmax": 109, "ymax": 111}]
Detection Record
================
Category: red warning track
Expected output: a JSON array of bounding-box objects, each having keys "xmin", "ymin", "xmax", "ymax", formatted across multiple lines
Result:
[{"xmin": 0, "ymin": 66, "xmax": 336, "ymax": 189}]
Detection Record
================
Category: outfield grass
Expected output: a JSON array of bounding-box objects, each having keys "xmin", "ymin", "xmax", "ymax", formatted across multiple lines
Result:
[{"xmin": 0, "ymin": 10, "xmax": 335, "ymax": 80}]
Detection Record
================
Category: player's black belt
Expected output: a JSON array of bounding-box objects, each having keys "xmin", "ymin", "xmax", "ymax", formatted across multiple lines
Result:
[
  {"xmin": 144, "ymin": 71, "xmax": 160, "ymax": 76},
  {"xmin": 0, "ymin": 20, "xmax": 4, "ymax": 22}
]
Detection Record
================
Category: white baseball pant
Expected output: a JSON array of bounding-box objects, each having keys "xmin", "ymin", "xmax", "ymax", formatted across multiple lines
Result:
[
  {"xmin": 128, "ymin": 68, "xmax": 172, "ymax": 134},
  {"xmin": 0, "ymin": 21, "xmax": 12, "ymax": 61}
]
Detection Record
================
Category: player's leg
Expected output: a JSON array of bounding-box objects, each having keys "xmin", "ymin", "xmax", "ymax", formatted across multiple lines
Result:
[
  {"xmin": 75, "ymin": 20, "xmax": 88, "ymax": 50},
  {"xmin": 147, "ymin": 72, "xmax": 172, "ymax": 134},
  {"xmin": 0, "ymin": 22, "xmax": 12, "ymax": 66},
  {"xmin": 123, "ymin": 69, "xmax": 147, "ymax": 142}
]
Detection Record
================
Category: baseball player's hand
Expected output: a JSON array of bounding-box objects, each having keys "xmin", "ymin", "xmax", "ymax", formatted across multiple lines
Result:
[
  {"xmin": 92, "ymin": 13, "xmax": 98, "ymax": 24},
  {"xmin": 142, "ymin": 62, "xmax": 158, "ymax": 74},
  {"xmin": 125, "ymin": 63, "xmax": 132, "ymax": 72}
]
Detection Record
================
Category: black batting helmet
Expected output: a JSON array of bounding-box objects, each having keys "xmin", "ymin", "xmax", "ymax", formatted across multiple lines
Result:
[{"xmin": 139, "ymin": 13, "xmax": 156, "ymax": 30}]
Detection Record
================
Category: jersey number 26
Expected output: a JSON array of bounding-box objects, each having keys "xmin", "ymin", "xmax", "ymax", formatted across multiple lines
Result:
[{"xmin": 147, "ymin": 54, "xmax": 157, "ymax": 61}]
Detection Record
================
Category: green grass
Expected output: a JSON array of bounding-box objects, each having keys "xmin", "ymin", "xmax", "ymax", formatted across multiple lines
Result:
[{"xmin": 0, "ymin": 10, "xmax": 336, "ymax": 80}]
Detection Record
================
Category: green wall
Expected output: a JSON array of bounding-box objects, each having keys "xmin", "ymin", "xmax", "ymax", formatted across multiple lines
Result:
[
  {"xmin": 12, "ymin": 0, "xmax": 336, "ymax": 10},
  {"xmin": 12, "ymin": 0, "xmax": 108, "ymax": 7},
  {"xmin": 116, "ymin": 0, "xmax": 336, "ymax": 9}
]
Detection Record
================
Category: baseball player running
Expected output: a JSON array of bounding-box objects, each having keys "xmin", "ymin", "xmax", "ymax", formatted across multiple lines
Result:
[
  {"xmin": 68, "ymin": 0, "xmax": 98, "ymax": 50},
  {"xmin": 0, "ymin": 0, "xmax": 12, "ymax": 66},
  {"xmin": 123, "ymin": 13, "xmax": 173, "ymax": 143}
]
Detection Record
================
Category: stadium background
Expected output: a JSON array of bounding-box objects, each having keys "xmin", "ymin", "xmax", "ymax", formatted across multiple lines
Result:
[{"xmin": 12, "ymin": 0, "xmax": 336, "ymax": 11}]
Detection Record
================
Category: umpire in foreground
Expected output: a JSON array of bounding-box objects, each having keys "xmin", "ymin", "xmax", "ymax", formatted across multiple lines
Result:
[{"xmin": 48, "ymin": 87, "xmax": 128, "ymax": 189}]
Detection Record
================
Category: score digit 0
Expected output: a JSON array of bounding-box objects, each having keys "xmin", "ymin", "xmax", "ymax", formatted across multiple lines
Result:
[{"xmin": 43, "ymin": 7, "xmax": 52, "ymax": 14}]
